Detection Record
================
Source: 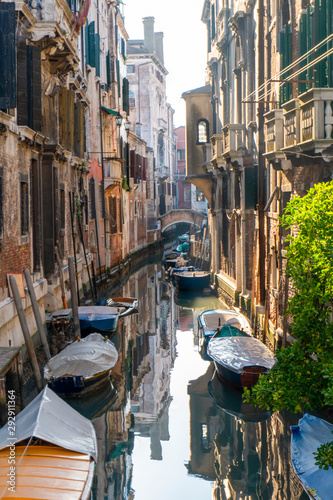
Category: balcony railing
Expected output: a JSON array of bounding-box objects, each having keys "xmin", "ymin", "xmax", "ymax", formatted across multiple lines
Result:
[
  {"xmin": 264, "ymin": 109, "xmax": 284, "ymax": 157},
  {"xmin": 264, "ymin": 88, "xmax": 333, "ymax": 162}
]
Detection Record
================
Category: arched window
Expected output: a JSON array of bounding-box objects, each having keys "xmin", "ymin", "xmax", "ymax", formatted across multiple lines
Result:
[{"xmin": 197, "ymin": 119, "xmax": 209, "ymax": 144}]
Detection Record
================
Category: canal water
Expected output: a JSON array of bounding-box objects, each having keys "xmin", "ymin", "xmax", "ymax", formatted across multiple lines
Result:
[{"xmin": 71, "ymin": 261, "xmax": 308, "ymax": 500}]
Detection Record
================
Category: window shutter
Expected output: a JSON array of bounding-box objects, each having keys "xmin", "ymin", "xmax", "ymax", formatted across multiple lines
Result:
[
  {"xmin": 106, "ymin": 51, "xmax": 111, "ymax": 88},
  {"xmin": 88, "ymin": 22, "xmax": 96, "ymax": 68},
  {"xmin": 130, "ymin": 149, "xmax": 135, "ymax": 178},
  {"xmin": 298, "ymin": 13, "xmax": 308, "ymax": 94},
  {"xmin": 95, "ymin": 33, "xmax": 100, "ymax": 77},
  {"xmin": 67, "ymin": 90, "xmax": 74, "ymax": 151},
  {"xmin": 27, "ymin": 45, "xmax": 42, "ymax": 131},
  {"xmin": 0, "ymin": 3, "xmax": 16, "ymax": 109},
  {"xmin": 116, "ymin": 59, "xmax": 121, "ymax": 97},
  {"xmin": 0, "ymin": 167, "xmax": 3, "ymax": 236},
  {"xmin": 17, "ymin": 35, "xmax": 28, "ymax": 124},
  {"xmin": 89, "ymin": 178, "xmax": 96, "ymax": 219},
  {"xmin": 85, "ymin": 24, "xmax": 90, "ymax": 66},
  {"xmin": 59, "ymin": 88, "xmax": 67, "ymax": 148},
  {"xmin": 122, "ymin": 77, "xmax": 129, "ymax": 115}
]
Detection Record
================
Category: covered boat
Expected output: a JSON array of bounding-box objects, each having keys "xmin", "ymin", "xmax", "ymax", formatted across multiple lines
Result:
[
  {"xmin": 78, "ymin": 305, "xmax": 120, "ymax": 336},
  {"xmin": 198, "ymin": 309, "xmax": 252, "ymax": 343},
  {"xmin": 291, "ymin": 413, "xmax": 333, "ymax": 500},
  {"xmin": 173, "ymin": 270, "xmax": 211, "ymax": 291},
  {"xmin": 44, "ymin": 333, "xmax": 118, "ymax": 397},
  {"xmin": 207, "ymin": 336, "xmax": 276, "ymax": 388},
  {"xmin": 0, "ymin": 386, "xmax": 97, "ymax": 499}
]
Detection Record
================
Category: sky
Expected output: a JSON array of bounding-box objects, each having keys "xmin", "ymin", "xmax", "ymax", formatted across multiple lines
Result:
[{"xmin": 123, "ymin": 0, "xmax": 208, "ymax": 127}]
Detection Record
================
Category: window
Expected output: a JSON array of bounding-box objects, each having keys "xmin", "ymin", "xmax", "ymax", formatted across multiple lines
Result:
[
  {"xmin": 177, "ymin": 149, "xmax": 185, "ymax": 161},
  {"xmin": 60, "ymin": 185, "xmax": 65, "ymax": 230},
  {"xmin": 109, "ymin": 196, "xmax": 117, "ymax": 234},
  {"xmin": 20, "ymin": 174, "xmax": 29, "ymax": 236},
  {"xmin": 196, "ymin": 188, "xmax": 204, "ymax": 202},
  {"xmin": 127, "ymin": 65, "xmax": 135, "ymax": 74},
  {"xmin": 197, "ymin": 120, "xmax": 209, "ymax": 144}
]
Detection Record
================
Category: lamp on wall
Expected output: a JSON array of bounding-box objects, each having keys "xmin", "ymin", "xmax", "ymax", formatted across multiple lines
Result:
[
  {"xmin": 124, "ymin": 121, "xmax": 130, "ymax": 132},
  {"xmin": 116, "ymin": 115, "xmax": 122, "ymax": 127}
]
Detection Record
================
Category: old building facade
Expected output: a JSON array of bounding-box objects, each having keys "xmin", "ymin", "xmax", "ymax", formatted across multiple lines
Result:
[
  {"xmin": 184, "ymin": 0, "xmax": 333, "ymax": 344},
  {"xmin": 0, "ymin": 2, "xmax": 171, "ymax": 347}
]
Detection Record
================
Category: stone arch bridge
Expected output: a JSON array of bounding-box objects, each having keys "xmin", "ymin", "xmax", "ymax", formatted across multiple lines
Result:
[{"xmin": 159, "ymin": 209, "xmax": 207, "ymax": 233}]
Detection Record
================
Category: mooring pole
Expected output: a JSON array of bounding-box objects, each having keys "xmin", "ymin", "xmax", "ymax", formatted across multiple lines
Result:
[
  {"xmin": 68, "ymin": 257, "xmax": 80, "ymax": 338},
  {"xmin": 23, "ymin": 269, "xmax": 51, "ymax": 361},
  {"xmin": 9, "ymin": 275, "xmax": 43, "ymax": 392}
]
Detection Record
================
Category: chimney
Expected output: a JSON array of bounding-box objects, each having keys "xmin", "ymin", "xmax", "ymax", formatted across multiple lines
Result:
[
  {"xmin": 143, "ymin": 17, "xmax": 155, "ymax": 54},
  {"xmin": 154, "ymin": 32, "xmax": 164, "ymax": 64}
]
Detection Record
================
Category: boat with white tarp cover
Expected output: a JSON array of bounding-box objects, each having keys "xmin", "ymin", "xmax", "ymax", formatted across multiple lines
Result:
[
  {"xmin": 0, "ymin": 386, "xmax": 97, "ymax": 499},
  {"xmin": 44, "ymin": 333, "xmax": 118, "ymax": 397}
]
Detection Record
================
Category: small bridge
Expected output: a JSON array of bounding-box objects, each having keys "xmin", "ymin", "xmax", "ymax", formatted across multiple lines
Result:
[{"xmin": 159, "ymin": 209, "xmax": 207, "ymax": 233}]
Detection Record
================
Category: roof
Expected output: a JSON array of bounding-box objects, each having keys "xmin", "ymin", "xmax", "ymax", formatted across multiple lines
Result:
[{"xmin": 181, "ymin": 85, "xmax": 212, "ymax": 99}]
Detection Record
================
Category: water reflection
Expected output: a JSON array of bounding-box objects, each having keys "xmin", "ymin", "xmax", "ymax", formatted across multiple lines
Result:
[{"xmin": 83, "ymin": 261, "xmax": 308, "ymax": 500}]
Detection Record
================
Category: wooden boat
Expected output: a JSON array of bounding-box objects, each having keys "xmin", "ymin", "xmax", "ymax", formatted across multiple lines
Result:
[
  {"xmin": 291, "ymin": 413, "xmax": 333, "ymax": 500},
  {"xmin": 198, "ymin": 309, "xmax": 252, "ymax": 344},
  {"xmin": 208, "ymin": 369, "xmax": 272, "ymax": 422},
  {"xmin": 106, "ymin": 296, "xmax": 139, "ymax": 317},
  {"xmin": 44, "ymin": 333, "xmax": 118, "ymax": 398},
  {"xmin": 0, "ymin": 386, "xmax": 97, "ymax": 499},
  {"xmin": 207, "ymin": 336, "xmax": 276, "ymax": 388},
  {"xmin": 173, "ymin": 270, "xmax": 211, "ymax": 291},
  {"xmin": 78, "ymin": 305, "xmax": 120, "ymax": 336},
  {"xmin": 168, "ymin": 265, "xmax": 199, "ymax": 277}
]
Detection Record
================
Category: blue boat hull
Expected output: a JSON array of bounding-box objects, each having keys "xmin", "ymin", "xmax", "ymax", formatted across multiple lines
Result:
[
  {"xmin": 174, "ymin": 273, "xmax": 210, "ymax": 291},
  {"xmin": 79, "ymin": 316, "xmax": 119, "ymax": 337}
]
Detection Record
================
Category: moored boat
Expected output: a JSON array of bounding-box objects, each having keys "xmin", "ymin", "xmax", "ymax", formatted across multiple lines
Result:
[
  {"xmin": 0, "ymin": 386, "xmax": 97, "ymax": 499},
  {"xmin": 198, "ymin": 309, "xmax": 252, "ymax": 343},
  {"xmin": 173, "ymin": 270, "xmax": 211, "ymax": 291},
  {"xmin": 207, "ymin": 336, "xmax": 276, "ymax": 388},
  {"xmin": 78, "ymin": 305, "xmax": 120, "ymax": 336},
  {"xmin": 106, "ymin": 296, "xmax": 139, "ymax": 317},
  {"xmin": 291, "ymin": 413, "xmax": 333, "ymax": 500},
  {"xmin": 44, "ymin": 333, "xmax": 118, "ymax": 398}
]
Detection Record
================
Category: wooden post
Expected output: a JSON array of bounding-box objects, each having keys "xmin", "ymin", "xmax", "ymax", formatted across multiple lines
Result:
[
  {"xmin": 55, "ymin": 244, "xmax": 68, "ymax": 309},
  {"xmin": 23, "ymin": 269, "xmax": 51, "ymax": 361},
  {"xmin": 68, "ymin": 257, "xmax": 80, "ymax": 338},
  {"xmin": 263, "ymin": 253, "xmax": 272, "ymax": 344},
  {"xmin": 9, "ymin": 275, "xmax": 43, "ymax": 392}
]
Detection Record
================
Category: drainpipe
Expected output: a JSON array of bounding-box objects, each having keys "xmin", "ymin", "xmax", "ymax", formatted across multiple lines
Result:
[{"xmin": 257, "ymin": 0, "xmax": 266, "ymax": 305}]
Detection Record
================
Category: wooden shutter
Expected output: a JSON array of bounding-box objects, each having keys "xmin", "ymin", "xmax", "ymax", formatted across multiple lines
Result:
[
  {"xmin": 67, "ymin": 90, "xmax": 75, "ymax": 151},
  {"xmin": 116, "ymin": 60, "xmax": 120, "ymax": 97},
  {"xmin": 85, "ymin": 24, "xmax": 90, "ymax": 66},
  {"xmin": 95, "ymin": 34, "xmax": 100, "ymax": 77},
  {"xmin": 0, "ymin": 3, "xmax": 16, "ymax": 109},
  {"xmin": 88, "ymin": 22, "xmax": 96, "ymax": 68},
  {"xmin": 17, "ymin": 35, "xmax": 28, "ymax": 124},
  {"xmin": 74, "ymin": 102, "xmax": 84, "ymax": 157},
  {"xmin": 59, "ymin": 88, "xmax": 67, "ymax": 147},
  {"xmin": 106, "ymin": 51, "xmax": 111, "ymax": 88},
  {"xmin": 30, "ymin": 46, "xmax": 42, "ymax": 131},
  {"xmin": 122, "ymin": 77, "xmax": 129, "ymax": 115},
  {"xmin": 89, "ymin": 178, "xmax": 96, "ymax": 219}
]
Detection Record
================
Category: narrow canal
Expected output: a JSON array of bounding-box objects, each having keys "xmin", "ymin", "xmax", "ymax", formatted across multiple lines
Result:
[{"xmin": 72, "ymin": 259, "xmax": 308, "ymax": 499}]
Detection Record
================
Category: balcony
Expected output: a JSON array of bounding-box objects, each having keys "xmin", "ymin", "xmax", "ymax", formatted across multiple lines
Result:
[
  {"xmin": 28, "ymin": 0, "xmax": 80, "ymax": 74},
  {"xmin": 210, "ymin": 135, "xmax": 224, "ymax": 168},
  {"xmin": 263, "ymin": 109, "xmax": 285, "ymax": 165},
  {"xmin": 222, "ymin": 124, "xmax": 245, "ymax": 167}
]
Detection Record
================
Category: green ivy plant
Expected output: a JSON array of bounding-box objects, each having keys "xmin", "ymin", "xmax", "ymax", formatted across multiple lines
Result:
[{"xmin": 244, "ymin": 181, "xmax": 333, "ymax": 468}]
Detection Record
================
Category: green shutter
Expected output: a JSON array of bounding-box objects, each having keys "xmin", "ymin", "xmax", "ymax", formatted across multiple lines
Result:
[
  {"xmin": 314, "ymin": 0, "xmax": 327, "ymax": 87},
  {"xmin": 85, "ymin": 24, "xmax": 90, "ymax": 66},
  {"xmin": 299, "ymin": 13, "xmax": 307, "ymax": 94},
  {"xmin": 88, "ymin": 21, "xmax": 96, "ymax": 68},
  {"xmin": 116, "ymin": 59, "xmax": 121, "ymax": 97},
  {"xmin": 280, "ymin": 26, "xmax": 292, "ymax": 105},
  {"xmin": 122, "ymin": 77, "xmax": 129, "ymax": 115},
  {"xmin": 106, "ymin": 51, "xmax": 111, "ymax": 88},
  {"xmin": 95, "ymin": 33, "xmax": 100, "ymax": 77}
]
